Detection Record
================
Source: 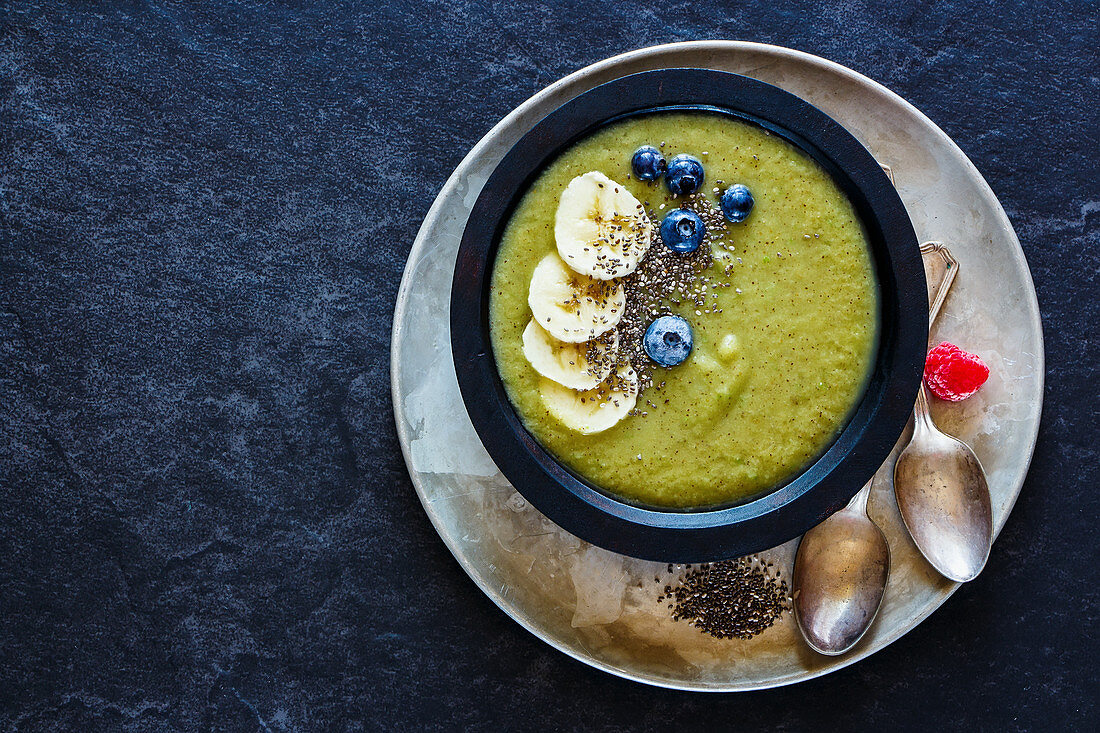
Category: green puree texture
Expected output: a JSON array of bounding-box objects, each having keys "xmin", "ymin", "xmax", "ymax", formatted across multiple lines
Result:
[{"xmin": 489, "ymin": 112, "xmax": 878, "ymax": 508}]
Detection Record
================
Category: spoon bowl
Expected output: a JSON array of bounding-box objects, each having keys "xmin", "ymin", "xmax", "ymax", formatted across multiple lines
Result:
[
  {"xmin": 894, "ymin": 388, "xmax": 993, "ymax": 582},
  {"xmin": 793, "ymin": 481, "xmax": 889, "ymax": 655}
]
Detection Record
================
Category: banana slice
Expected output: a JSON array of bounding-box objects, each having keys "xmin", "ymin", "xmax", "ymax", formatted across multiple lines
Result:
[
  {"xmin": 539, "ymin": 365, "xmax": 639, "ymax": 434},
  {"xmin": 522, "ymin": 319, "xmax": 618, "ymax": 390},
  {"xmin": 528, "ymin": 253, "xmax": 625, "ymax": 342},
  {"xmin": 555, "ymin": 171, "xmax": 653, "ymax": 280}
]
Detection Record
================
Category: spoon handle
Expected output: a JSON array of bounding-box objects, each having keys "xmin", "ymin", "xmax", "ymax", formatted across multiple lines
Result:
[
  {"xmin": 919, "ymin": 241, "xmax": 958, "ymax": 329},
  {"xmin": 846, "ymin": 478, "xmax": 874, "ymax": 515},
  {"xmin": 913, "ymin": 382, "xmax": 935, "ymax": 432},
  {"xmin": 914, "ymin": 242, "xmax": 958, "ymax": 427}
]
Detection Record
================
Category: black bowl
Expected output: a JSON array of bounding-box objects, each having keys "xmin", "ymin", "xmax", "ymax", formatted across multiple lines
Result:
[{"xmin": 451, "ymin": 69, "xmax": 926, "ymax": 562}]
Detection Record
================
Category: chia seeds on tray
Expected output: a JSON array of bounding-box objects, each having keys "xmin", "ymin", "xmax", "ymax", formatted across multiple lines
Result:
[{"xmin": 657, "ymin": 556, "xmax": 791, "ymax": 640}]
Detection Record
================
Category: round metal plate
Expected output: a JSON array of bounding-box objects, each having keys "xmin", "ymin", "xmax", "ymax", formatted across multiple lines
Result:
[{"xmin": 391, "ymin": 42, "xmax": 1043, "ymax": 691}]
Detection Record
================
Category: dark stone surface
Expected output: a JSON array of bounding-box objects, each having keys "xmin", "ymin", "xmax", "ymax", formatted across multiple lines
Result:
[{"xmin": 0, "ymin": 1, "xmax": 1095, "ymax": 730}]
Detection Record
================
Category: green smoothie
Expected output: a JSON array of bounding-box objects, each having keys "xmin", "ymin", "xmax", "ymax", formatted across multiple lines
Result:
[{"xmin": 488, "ymin": 112, "xmax": 878, "ymax": 508}]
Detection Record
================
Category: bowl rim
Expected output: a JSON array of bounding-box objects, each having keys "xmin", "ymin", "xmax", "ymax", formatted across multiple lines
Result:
[{"xmin": 450, "ymin": 68, "xmax": 926, "ymax": 562}]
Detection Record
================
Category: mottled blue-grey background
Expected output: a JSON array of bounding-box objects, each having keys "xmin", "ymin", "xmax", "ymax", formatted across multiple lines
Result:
[{"xmin": 1, "ymin": 1, "xmax": 1097, "ymax": 730}]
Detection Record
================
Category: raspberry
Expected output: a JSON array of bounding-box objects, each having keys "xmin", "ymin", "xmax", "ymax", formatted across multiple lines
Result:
[{"xmin": 924, "ymin": 342, "xmax": 990, "ymax": 401}]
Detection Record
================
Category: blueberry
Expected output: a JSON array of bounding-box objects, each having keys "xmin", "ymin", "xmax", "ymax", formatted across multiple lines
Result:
[
  {"xmin": 631, "ymin": 145, "xmax": 666, "ymax": 181},
  {"xmin": 659, "ymin": 209, "xmax": 705, "ymax": 253},
  {"xmin": 720, "ymin": 184, "xmax": 754, "ymax": 222},
  {"xmin": 665, "ymin": 154, "xmax": 704, "ymax": 196},
  {"xmin": 644, "ymin": 315, "xmax": 693, "ymax": 367}
]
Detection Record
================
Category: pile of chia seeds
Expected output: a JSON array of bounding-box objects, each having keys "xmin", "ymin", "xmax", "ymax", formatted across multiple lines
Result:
[
  {"xmin": 617, "ymin": 190, "xmax": 736, "ymax": 395},
  {"xmin": 657, "ymin": 556, "xmax": 791, "ymax": 640}
]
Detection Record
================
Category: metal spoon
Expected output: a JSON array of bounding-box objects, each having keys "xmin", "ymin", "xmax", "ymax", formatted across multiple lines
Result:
[
  {"xmin": 893, "ymin": 243, "xmax": 993, "ymax": 583},
  {"xmin": 792, "ymin": 478, "xmax": 888, "ymax": 655}
]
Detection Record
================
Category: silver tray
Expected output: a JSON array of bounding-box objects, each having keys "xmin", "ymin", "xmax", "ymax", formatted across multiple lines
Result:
[{"xmin": 390, "ymin": 42, "xmax": 1044, "ymax": 691}]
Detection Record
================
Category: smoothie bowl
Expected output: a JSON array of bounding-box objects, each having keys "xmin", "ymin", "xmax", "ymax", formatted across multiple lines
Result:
[{"xmin": 451, "ymin": 69, "xmax": 926, "ymax": 561}]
